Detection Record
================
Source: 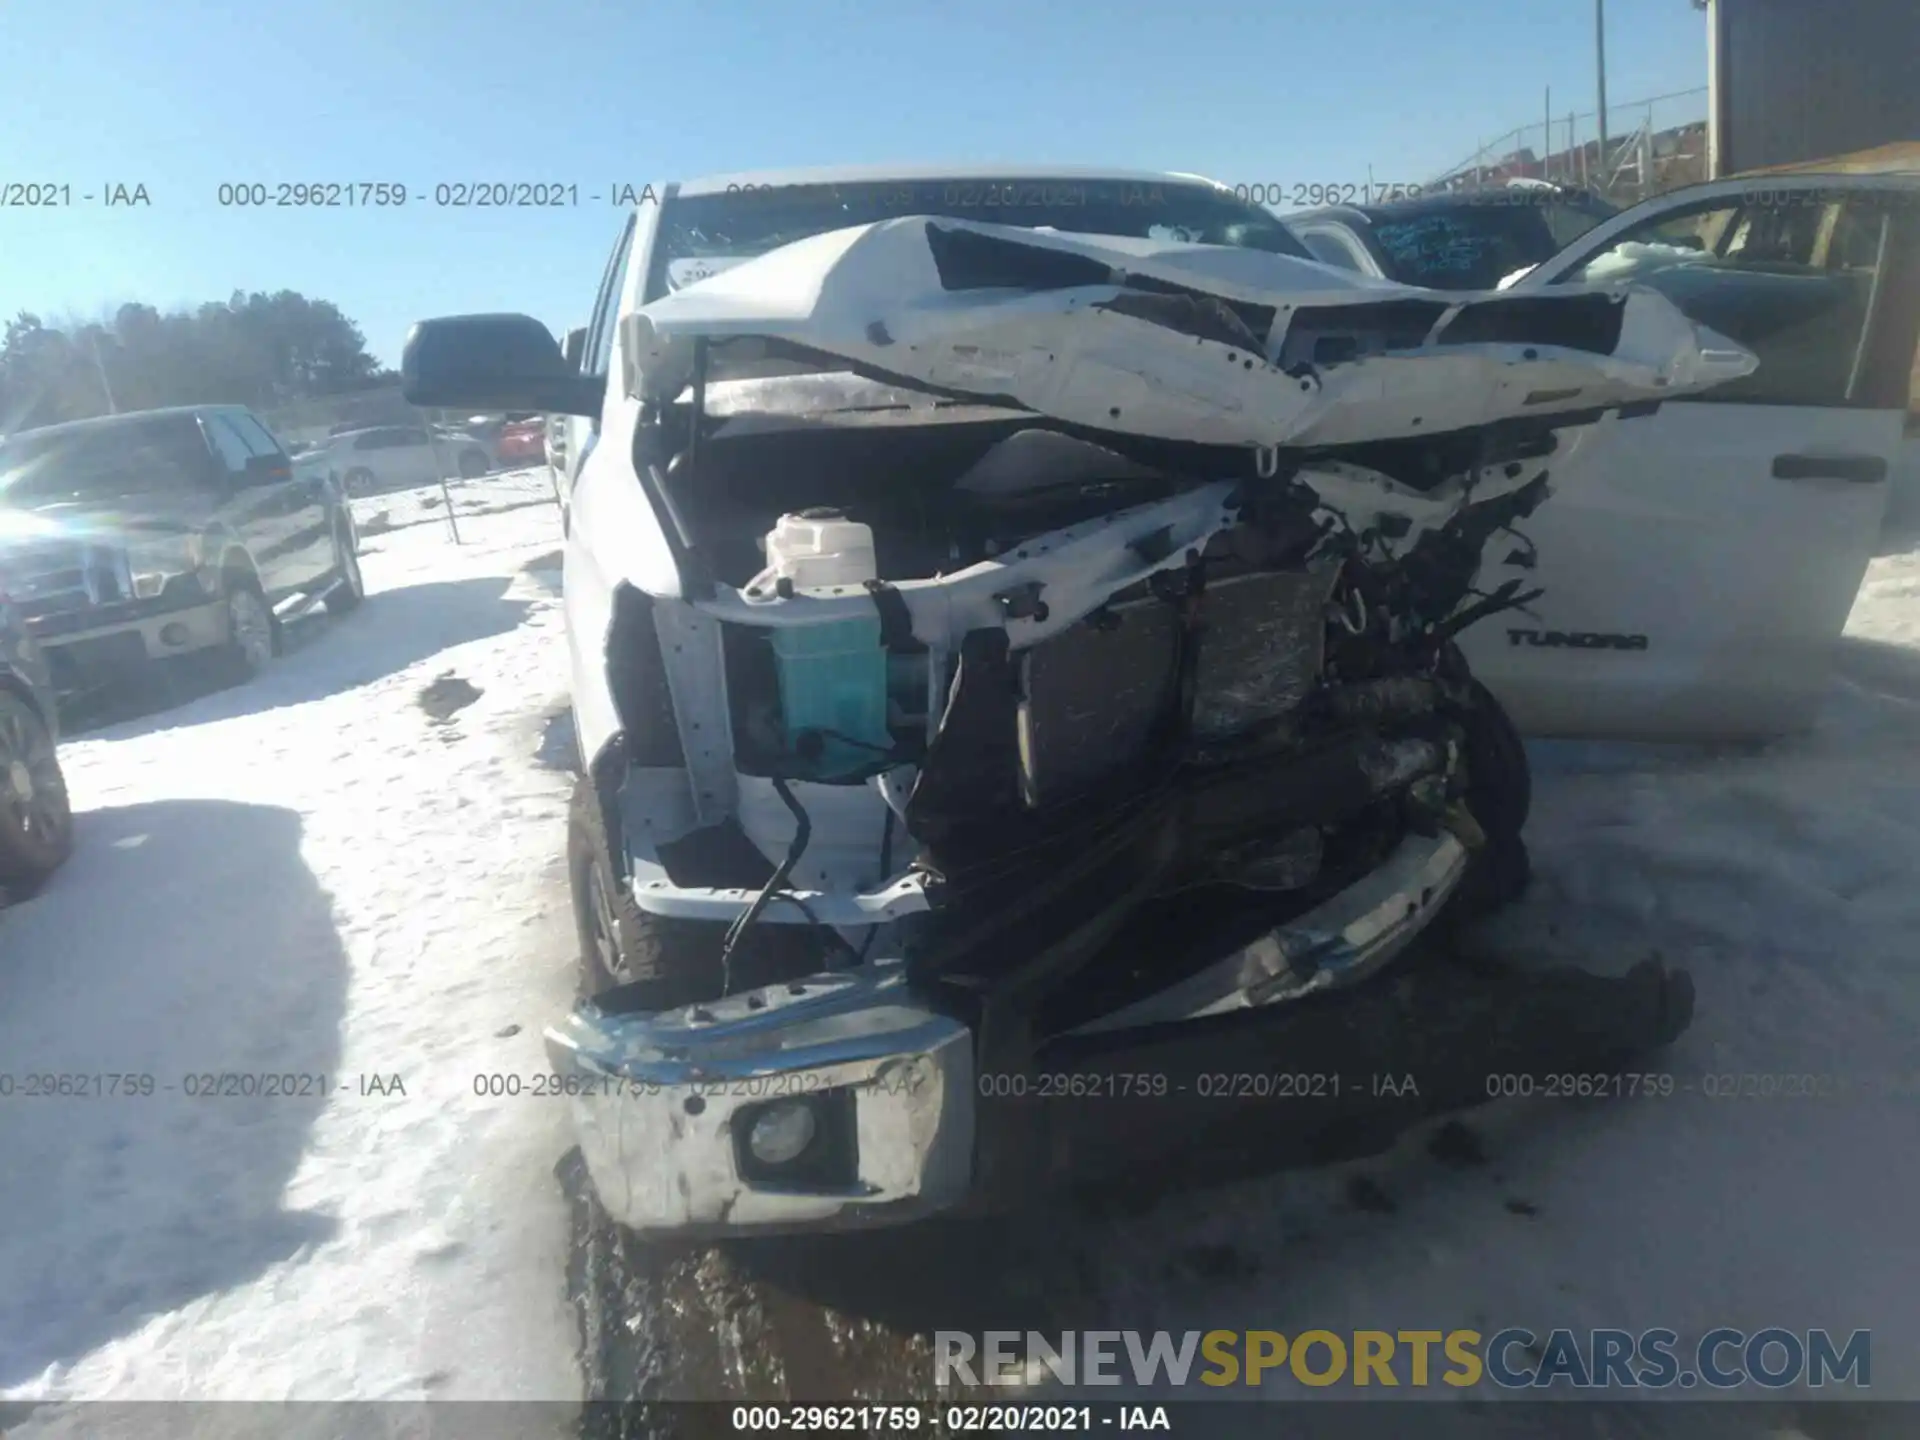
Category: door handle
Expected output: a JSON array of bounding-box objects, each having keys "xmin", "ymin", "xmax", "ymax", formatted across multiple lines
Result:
[{"xmin": 1771, "ymin": 453, "xmax": 1888, "ymax": 484}]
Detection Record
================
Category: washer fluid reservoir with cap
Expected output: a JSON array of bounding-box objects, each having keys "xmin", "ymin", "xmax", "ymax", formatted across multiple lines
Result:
[{"xmin": 761, "ymin": 509, "xmax": 891, "ymax": 777}]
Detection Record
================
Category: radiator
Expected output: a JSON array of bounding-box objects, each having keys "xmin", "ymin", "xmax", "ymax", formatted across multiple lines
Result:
[{"xmin": 1015, "ymin": 565, "xmax": 1335, "ymax": 808}]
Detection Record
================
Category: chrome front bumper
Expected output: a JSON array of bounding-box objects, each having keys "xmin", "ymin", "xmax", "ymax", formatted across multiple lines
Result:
[
  {"xmin": 1069, "ymin": 828, "xmax": 1473, "ymax": 1035},
  {"xmin": 37, "ymin": 596, "xmax": 229, "ymax": 659},
  {"xmin": 546, "ymin": 829, "xmax": 1472, "ymax": 1239},
  {"xmin": 546, "ymin": 968, "xmax": 976, "ymax": 1239}
]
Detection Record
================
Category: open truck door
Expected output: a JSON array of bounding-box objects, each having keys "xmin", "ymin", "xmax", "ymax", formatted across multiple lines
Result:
[{"xmin": 1466, "ymin": 173, "xmax": 1920, "ymax": 740}]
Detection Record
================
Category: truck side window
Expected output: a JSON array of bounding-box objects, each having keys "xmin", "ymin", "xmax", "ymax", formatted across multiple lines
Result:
[
  {"xmin": 1563, "ymin": 196, "xmax": 1892, "ymax": 407},
  {"xmin": 203, "ymin": 415, "xmax": 257, "ymax": 481},
  {"xmin": 230, "ymin": 413, "xmax": 287, "ymax": 458}
]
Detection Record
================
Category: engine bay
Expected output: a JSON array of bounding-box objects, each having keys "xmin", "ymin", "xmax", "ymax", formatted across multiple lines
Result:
[
  {"xmin": 652, "ymin": 387, "xmax": 1560, "ymax": 806},
  {"xmin": 597, "ymin": 385, "xmax": 1584, "ymax": 1022}
]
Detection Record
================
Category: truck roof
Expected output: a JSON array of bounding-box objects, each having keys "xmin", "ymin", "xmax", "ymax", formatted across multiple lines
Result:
[
  {"xmin": 674, "ymin": 162, "xmax": 1227, "ymax": 199},
  {"xmin": 1, "ymin": 404, "xmax": 245, "ymax": 442}
]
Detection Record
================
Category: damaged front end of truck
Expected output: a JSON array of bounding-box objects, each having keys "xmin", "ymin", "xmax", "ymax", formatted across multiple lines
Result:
[{"xmin": 414, "ymin": 217, "xmax": 1744, "ymax": 1239}]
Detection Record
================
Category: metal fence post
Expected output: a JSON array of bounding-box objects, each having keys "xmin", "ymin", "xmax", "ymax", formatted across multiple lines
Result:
[
  {"xmin": 426, "ymin": 426, "xmax": 463, "ymax": 545},
  {"xmin": 1545, "ymin": 88, "xmax": 1553, "ymax": 181},
  {"xmin": 439, "ymin": 473, "xmax": 463, "ymax": 545}
]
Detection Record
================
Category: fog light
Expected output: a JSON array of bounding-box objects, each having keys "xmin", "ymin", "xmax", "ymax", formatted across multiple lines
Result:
[
  {"xmin": 746, "ymin": 1098, "xmax": 818, "ymax": 1167},
  {"xmin": 159, "ymin": 622, "xmax": 189, "ymax": 647}
]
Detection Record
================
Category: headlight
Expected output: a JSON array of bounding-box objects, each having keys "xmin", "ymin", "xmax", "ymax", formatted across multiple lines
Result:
[{"xmin": 126, "ymin": 534, "xmax": 206, "ymax": 599}]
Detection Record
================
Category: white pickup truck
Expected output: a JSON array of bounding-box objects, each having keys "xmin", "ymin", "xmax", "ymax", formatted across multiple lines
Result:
[{"xmin": 397, "ymin": 165, "xmax": 1761, "ymax": 1242}]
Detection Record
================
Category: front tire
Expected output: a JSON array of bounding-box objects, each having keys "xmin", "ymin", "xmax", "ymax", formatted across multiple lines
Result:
[
  {"xmin": 567, "ymin": 775, "xmax": 822, "ymax": 1010},
  {"xmin": 568, "ymin": 775, "xmax": 710, "ymax": 1009},
  {"xmin": 1459, "ymin": 677, "xmax": 1530, "ymax": 836},
  {"xmin": 216, "ymin": 578, "xmax": 277, "ymax": 684},
  {"xmin": 1447, "ymin": 678, "xmax": 1532, "ymax": 922},
  {"xmin": 459, "ymin": 448, "xmax": 490, "ymax": 479},
  {"xmin": 0, "ymin": 689, "xmax": 72, "ymax": 891},
  {"xmin": 343, "ymin": 466, "xmax": 376, "ymax": 497}
]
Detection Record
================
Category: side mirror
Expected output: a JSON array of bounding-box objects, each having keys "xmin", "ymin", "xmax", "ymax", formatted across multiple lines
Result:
[
  {"xmin": 562, "ymin": 325, "xmax": 589, "ymax": 370},
  {"xmin": 401, "ymin": 314, "xmax": 602, "ymax": 417}
]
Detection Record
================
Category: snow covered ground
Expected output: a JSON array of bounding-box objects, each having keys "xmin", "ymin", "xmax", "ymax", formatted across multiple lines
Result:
[
  {"xmin": 0, "ymin": 505, "xmax": 583, "ymax": 1423},
  {"xmin": 348, "ymin": 466, "xmax": 559, "ymax": 541},
  {"xmin": 0, "ymin": 490, "xmax": 1915, "ymax": 1428}
]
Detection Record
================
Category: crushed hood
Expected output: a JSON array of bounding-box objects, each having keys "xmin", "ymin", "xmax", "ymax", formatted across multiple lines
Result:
[{"xmin": 622, "ymin": 216, "xmax": 1757, "ymax": 449}]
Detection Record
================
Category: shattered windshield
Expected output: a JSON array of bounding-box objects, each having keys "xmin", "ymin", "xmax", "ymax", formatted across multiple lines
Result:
[{"xmin": 652, "ymin": 176, "xmax": 1313, "ymax": 296}]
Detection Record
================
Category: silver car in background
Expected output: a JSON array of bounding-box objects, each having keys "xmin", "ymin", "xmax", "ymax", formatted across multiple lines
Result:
[{"xmin": 323, "ymin": 423, "xmax": 492, "ymax": 497}]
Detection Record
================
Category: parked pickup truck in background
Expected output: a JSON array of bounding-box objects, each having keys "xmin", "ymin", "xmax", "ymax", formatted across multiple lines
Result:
[
  {"xmin": 0, "ymin": 594, "xmax": 72, "ymax": 891},
  {"xmin": 0, "ymin": 404, "xmax": 366, "ymax": 705}
]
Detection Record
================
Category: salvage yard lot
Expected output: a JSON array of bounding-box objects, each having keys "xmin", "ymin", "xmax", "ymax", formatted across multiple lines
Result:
[{"xmin": 1, "ymin": 503, "xmax": 1916, "ymax": 1420}]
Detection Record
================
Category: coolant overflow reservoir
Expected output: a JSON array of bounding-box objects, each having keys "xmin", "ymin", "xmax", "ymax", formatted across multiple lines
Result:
[
  {"xmin": 765, "ymin": 508, "xmax": 879, "ymax": 591},
  {"xmin": 762, "ymin": 510, "xmax": 891, "ymax": 777}
]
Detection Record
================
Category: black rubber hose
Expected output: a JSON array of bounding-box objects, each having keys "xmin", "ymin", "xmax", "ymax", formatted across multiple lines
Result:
[{"xmin": 718, "ymin": 774, "xmax": 811, "ymax": 997}]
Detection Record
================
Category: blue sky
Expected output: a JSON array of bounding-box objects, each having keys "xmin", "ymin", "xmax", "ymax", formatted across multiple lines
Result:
[{"xmin": 0, "ymin": 0, "xmax": 1707, "ymax": 369}]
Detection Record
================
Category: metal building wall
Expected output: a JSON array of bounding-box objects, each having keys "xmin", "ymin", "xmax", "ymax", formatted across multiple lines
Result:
[{"xmin": 1711, "ymin": 0, "xmax": 1920, "ymax": 175}]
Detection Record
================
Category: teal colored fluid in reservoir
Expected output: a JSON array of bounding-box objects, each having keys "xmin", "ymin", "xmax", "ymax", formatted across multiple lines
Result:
[{"xmin": 772, "ymin": 617, "xmax": 891, "ymax": 775}]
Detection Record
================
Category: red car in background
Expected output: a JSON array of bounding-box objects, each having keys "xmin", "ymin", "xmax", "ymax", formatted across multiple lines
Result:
[{"xmin": 494, "ymin": 418, "xmax": 546, "ymax": 467}]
